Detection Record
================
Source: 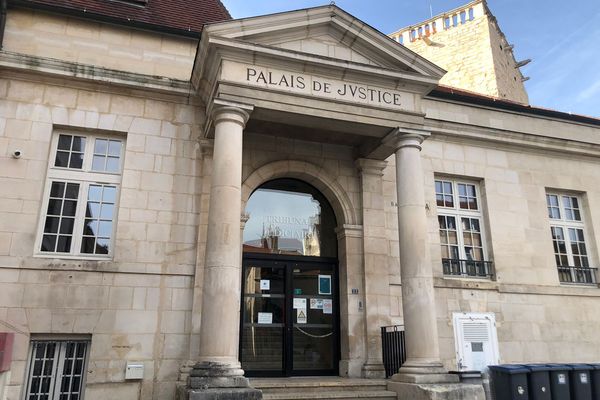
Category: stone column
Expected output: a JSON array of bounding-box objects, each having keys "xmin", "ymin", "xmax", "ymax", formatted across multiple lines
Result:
[
  {"xmin": 186, "ymin": 100, "xmax": 261, "ymax": 400},
  {"xmin": 356, "ymin": 158, "xmax": 390, "ymax": 379},
  {"xmin": 390, "ymin": 129, "xmax": 456, "ymax": 385}
]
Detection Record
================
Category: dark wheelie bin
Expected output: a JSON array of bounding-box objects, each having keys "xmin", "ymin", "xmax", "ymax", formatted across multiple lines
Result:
[
  {"xmin": 489, "ymin": 364, "xmax": 529, "ymax": 400},
  {"xmin": 546, "ymin": 364, "xmax": 571, "ymax": 400},
  {"xmin": 525, "ymin": 364, "xmax": 552, "ymax": 400},
  {"xmin": 587, "ymin": 364, "xmax": 600, "ymax": 400},
  {"xmin": 570, "ymin": 364, "xmax": 593, "ymax": 400}
]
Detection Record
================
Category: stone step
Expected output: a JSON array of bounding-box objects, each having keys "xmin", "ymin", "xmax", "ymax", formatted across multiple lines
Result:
[
  {"xmin": 261, "ymin": 390, "xmax": 397, "ymax": 400},
  {"xmin": 249, "ymin": 378, "xmax": 397, "ymax": 400}
]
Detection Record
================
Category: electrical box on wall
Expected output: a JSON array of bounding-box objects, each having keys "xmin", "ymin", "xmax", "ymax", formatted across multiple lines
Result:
[
  {"xmin": 125, "ymin": 362, "xmax": 144, "ymax": 380},
  {"xmin": 0, "ymin": 333, "xmax": 15, "ymax": 373}
]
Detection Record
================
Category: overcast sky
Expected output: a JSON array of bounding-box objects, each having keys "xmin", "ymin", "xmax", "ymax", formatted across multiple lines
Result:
[{"xmin": 221, "ymin": 0, "xmax": 600, "ymax": 118}]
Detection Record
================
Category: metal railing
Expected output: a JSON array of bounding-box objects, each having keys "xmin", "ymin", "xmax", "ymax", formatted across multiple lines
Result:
[
  {"xmin": 442, "ymin": 258, "xmax": 494, "ymax": 279},
  {"xmin": 557, "ymin": 266, "xmax": 598, "ymax": 284},
  {"xmin": 381, "ymin": 325, "xmax": 406, "ymax": 378}
]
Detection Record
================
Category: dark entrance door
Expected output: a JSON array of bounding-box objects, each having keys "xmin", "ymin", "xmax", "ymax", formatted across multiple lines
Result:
[{"xmin": 240, "ymin": 253, "xmax": 339, "ymax": 377}]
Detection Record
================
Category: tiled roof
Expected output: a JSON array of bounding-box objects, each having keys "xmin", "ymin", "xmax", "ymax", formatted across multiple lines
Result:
[{"xmin": 11, "ymin": 0, "xmax": 231, "ymax": 36}]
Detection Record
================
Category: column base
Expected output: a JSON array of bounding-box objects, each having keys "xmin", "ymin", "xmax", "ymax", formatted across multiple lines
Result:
[
  {"xmin": 181, "ymin": 361, "xmax": 262, "ymax": 400},
  {"xmin": 387, "ymin": 381, "xmax": 485, "ymax": 400},
  {"xmin": 391, "ymin": 360, "xmax": 458, "ymax": 384}
]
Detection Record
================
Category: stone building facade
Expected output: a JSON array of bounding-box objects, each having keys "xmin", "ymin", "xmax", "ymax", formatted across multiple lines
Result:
[
  {"xmin": 389, "ymin": 0, "xmax": 530, "ymax": 104},
  {"xmin": 0, "ymin": 1, "xmax": 599, "ymax": 400}
]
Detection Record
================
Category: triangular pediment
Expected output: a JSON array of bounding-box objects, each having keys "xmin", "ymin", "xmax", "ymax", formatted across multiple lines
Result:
[{"xmin": 200, "ymin": 5, "xmax": 446, "ymax": 79}]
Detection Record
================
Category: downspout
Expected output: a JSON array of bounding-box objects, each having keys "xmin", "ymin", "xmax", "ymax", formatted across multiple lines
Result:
[{"xmin": 0, "ymin": 0, "xmax": 7, "ymax": 49}]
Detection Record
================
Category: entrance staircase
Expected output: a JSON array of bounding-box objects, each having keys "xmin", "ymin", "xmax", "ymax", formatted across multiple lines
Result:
[{"xmin": 250, "ymin": 378, "xmax": 397, "ymax": 400}]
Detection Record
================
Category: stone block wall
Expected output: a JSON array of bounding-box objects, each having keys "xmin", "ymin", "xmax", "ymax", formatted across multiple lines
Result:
[
  {"xmin": 3, "ymin": 8, "xmax": 197, "ymax": 80},
  {"xmin": 0, "ymin": 75, "xmax": 203, "ymax": 399},
  {"xmin": 382, "ymin": 118, "xmax": 600, "ymax": 370}
]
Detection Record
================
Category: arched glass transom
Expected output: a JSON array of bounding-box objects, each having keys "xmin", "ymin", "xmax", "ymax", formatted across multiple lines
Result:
[{"xmin": 243, "ymin": 179, "xmax": 337, "ymax": 258}]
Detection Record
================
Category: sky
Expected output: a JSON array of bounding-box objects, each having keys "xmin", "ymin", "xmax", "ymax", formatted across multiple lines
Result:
[{"xmin": 221, "ymin": 0, "xmax": 600, "ymax": 118}]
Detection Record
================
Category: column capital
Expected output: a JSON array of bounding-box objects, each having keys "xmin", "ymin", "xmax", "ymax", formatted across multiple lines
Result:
[
  {"xmin": 335, "ymin": 224, "xmax": 363, "ymax": 240},
  {"xmin": 383, "ymin": 127, "xmax": 431, "ymax": 152},
  {"xmin": 355, "ymin": 158, "xmax": 388, "ymax": 176},
  {"xmin": 211, "ymin": 99, "xmax": 254, "ymax": 128}
]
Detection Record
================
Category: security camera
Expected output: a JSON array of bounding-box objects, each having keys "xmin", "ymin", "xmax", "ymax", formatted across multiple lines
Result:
[{"xmin": 12, "ymin": 150, "xmax": 22, "ymax": 159}]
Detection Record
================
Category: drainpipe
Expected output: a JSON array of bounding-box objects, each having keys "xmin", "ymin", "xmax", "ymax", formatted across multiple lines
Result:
[{"xmin": 0, "ymin": 0, "xmax": 7, "ymax": 49}]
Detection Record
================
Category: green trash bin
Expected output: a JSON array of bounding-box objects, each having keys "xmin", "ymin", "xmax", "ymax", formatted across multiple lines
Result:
[{"xmin": 489, "ymin": 365, "xmax": 529, "ymax": 400}]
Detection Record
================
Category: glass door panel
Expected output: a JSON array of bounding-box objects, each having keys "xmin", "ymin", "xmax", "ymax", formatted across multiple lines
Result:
[
  {"xmin": 241, "ymin": 264, "xmax": 285, "ymax": 373},
  {"xmin": 291, "ymin": 264, "xmax": 336, "ymax": 373}
]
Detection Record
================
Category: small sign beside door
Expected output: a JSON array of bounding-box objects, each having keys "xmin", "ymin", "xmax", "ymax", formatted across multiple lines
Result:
[{"xmin": 260, "ymin": 279, "xmax": 270, "ymax": 290}]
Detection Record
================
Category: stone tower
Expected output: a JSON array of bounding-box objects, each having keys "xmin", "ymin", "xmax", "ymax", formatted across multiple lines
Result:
[{"xmin": 390, "ymin": 0, "xmax": 529, "ymax": 104}]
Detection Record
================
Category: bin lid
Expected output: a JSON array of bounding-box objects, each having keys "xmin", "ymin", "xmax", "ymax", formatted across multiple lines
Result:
[
  {"xmin": 570, "ymin": 364, "xmax": 592, "ymax": 371},
  {"xmin": 545, "ymin": 364, "xmax": 573, "ymax": 371},
  {"xmin": 524, "ymin": 364, "xmax": 552, "ymax": 372},
  {"xmin": 489, "ymin": 364, "xmax": 529, "ymax": 374},
  {"xmin": 587, "ymin": 364, "xmax": 600, "ymax": 370}
]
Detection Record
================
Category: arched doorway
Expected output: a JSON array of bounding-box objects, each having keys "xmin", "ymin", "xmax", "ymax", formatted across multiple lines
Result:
[{"xmin": 239, "ymin": 178, "xmax": 340, "ymax": 377}]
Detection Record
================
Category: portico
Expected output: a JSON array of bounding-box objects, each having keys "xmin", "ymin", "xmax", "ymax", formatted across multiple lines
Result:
[{"xmin": 183, "ymin": 4, "xmax": 476, "ymax": 400}]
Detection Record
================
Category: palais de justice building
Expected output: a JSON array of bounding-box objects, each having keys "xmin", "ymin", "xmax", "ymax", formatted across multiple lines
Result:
[{"xmin": 1, "ymin": 0, "xmax": 600, "ymax": 399}]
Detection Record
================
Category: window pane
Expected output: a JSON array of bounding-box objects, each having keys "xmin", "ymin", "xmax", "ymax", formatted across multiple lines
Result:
[
  {"xmin": 435, "ymin": 181, "xmax": 443, "ymax": 193},
  {"xmin": 41, "ymin": 235, "xmax": 57, "ymax": 252},
  {"xmin": 102, "ymin": 186, "xmax": 116, "ymax": 203},
  {"xmin": 83, "ymin": 219, "xmax": 98, "ymax": 235},
  {"xmin": 56, "ymin": 235, "xmax": 72, "ymax": 252},
  {"xmin": 47, "ymin": 199, "xmax": 63, "ymax": 215},
  {"xmin": 69, "ymin": 153, "xmax": 84, "ymax": 169},
  {"xmin": 44, "ymin": 217, "xmax": 60, "ymax": 233},
  {"xmin": 50, "ymin": 182, "xmax": 66, "ymax": 198},
  {"xmin": 458, "ymin": 184, "xmax": 467, "ymax": 196},
  {"xmin": 100, "ymin": 204, "xmax": 114, "ymax": 220},
  {"xmin": 62, "ymin": 200, "xmax": 77, "ymax": 217},
  {"xmin": 86, "ymin": 202, "xmax": 100, "ymax": 218},
  {"xmin": 55, "ymin": 151, "xmax": 69, "ymax": 167},
  {"xmin": 71, "ymin": 136, "xmax": 86, "ymax": 152},
  {"xmin": 94, "ymin": 139, "xmax": 108, "ymax": 155},
  {"xmin": 106, "ymin": 157, "xmax": 120, "ymax": 172},
  {"xmin": 436, "ymin": 194, "xmax": 444, "ymax": 207},
  {"xmin": 65, "ymin": 183, "xmax": 79, "ymax": 199},
  {"xmin": 444, "ymin": 195, "xmax": 454, "ymax": 207},
  {"xmin": 108, "ymin": 140, "xmax": 122, "ymax": 156},
  {"xmin": 88, "ymin": 185, "xmax": 102, "ymax": 201},
  {"xmin": 81, "ymin": 237, "xmax": 96, "ymax": 253},
  {"xmin": 92, "ymin": 156, "xmax": 105, "ymax": 171},
  {"xmin": 96, "ymin": 238, "xmax": 110, "ymax": 254},
  {"xmin": 98, "ymin": 221, "xmax": 112, "ymax": 237},
  {"xmin": 58, "ymin": 135, "xmax": 72, "ymax": 150},
  {"xmin": 443, "ymin": 182, "xmax": 452, "ymax": 194},
  {"xmin": 59, "ymin": 218, "xmax": 75, "ymax": 234}
]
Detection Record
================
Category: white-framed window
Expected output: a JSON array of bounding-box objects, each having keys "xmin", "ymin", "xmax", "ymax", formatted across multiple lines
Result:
[
  {"xmin": 24, "ymin": 338, "xmax": 90, "ymax": 400},
  {"xmin": 36, "ymin": 132, "xmax": 124, "ymax": 258},
  {"xmin": 546, "ymin": 192, "xmax": 596, "ymax": 284},
  {"xmin": 435, "ymin": 178, "xmax": 492, "ymax": 278}
]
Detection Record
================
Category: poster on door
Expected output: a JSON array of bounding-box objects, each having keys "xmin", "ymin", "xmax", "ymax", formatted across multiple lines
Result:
[{"xmin": 297, "ymin": 308, "xmax": 307, "ymax": 324}]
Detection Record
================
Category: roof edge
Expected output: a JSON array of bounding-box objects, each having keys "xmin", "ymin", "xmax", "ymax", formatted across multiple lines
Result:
[
  {"xmin": 429, "ymin": 86, "xmax": 600, "ymax": 127},
  {"xmin": 9, "ymin": 0, "xmax": 209, "ymax": 38}
]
